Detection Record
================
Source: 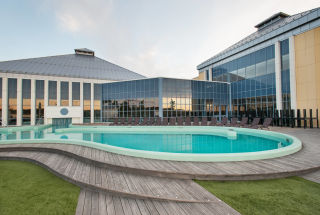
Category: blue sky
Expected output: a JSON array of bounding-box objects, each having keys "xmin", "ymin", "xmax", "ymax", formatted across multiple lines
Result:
[{"xmin": 0, "ymin": 0, "xmax": 319, "ymax": 79}]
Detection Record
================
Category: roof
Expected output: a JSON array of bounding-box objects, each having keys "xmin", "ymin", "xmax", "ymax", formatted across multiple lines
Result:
[
  {"xmin": 197, "ymin": 7, "xmax": 320, "ymax": 70},
  {"xmin": 255, "ymin": 12, "xmax": 289, "ymax": 29},
  {"xmin": 0, "ymin": 51, "xmax": 146, "ymax": 81}
]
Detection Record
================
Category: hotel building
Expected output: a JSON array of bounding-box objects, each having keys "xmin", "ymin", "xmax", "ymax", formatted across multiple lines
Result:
[{"xmin": 196, "ymin": 7, "xmax": 320, "ymax": 117}]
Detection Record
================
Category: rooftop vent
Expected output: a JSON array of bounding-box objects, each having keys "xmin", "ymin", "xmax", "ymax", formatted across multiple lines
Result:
[
  {"xmin": 75, "ymin": 48, "xmax": 95, "ymax": 56},
  {"xmin": 255, "ymin": 12, "xmax": 289, "ymax": 30}
]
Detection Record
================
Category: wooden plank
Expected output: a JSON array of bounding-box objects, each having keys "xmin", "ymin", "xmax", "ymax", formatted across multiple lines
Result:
[
  {"xmin": 105, "ymin": 194, "xmax": 116, "ymax": 215},
  {"xmin": 75, "ymin": 189, "xmax": 86, "ymax": 215},
  {"xmin": 98, "ymin": 192, "xmax": 107, "ymax": 215},
  {"xmin": 91, "ymin": 191, "xmax": 99, "ymax": 215},
  {"xmin": 83, "ymin": 189, "xmax": 92, "ymax": 215}
]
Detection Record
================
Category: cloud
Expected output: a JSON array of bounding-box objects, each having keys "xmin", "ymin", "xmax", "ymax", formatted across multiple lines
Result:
[{"xmin": 44, "ymin": 0, "xmax": 320, "ymax": 79}]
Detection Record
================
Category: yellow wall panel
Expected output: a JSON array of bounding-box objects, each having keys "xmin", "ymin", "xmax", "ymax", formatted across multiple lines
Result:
[
  {"xmin": 295, "ymin": 26, "xmax": 320, "ymax": 113},
  {"xmin": 193, "ymin": 72, "xmax": 205, "ymax": 80}
]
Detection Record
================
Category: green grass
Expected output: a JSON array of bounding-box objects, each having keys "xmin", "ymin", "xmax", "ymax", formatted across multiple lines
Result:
[
  {"xmin": 0, "ymin": 160, "xmax": 80, "ymax": 215},
  {"xmin": 195, "ymin": 177, "xmax": 320, "ymax": 215}
]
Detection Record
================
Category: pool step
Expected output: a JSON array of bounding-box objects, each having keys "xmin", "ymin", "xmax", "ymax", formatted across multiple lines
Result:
[{"xmin": 0, "ymin": 150, "xmax": 216, "ymax": 203}]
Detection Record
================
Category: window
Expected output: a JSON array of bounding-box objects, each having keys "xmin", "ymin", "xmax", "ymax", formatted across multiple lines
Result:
[
  {"xmin": 60, "ymin": 81, "xmax": 69, "ymax": 106},
  {"xmin": 22, "ymin": 79, "xmax": 31, "ymax": 125},
  {"xmin": 94, "ymin": 84, "xmax": 102, "ymax": 122},
  {"xmin": 0, "ymin": 78, "xmax": 2, "ymax": 122},
  {"xmin": 83, "ymin": 83, "xmax": 91, "ymax": 123},
  {"xmin": 72, "ymin": 82, "xmax": 80, "ymax": 106},
  {"xmin": 48, "ymin": 81, "xmax": 57, "ymax": 106},
  {"xmin": 36, "ymin": 80, "xmax": 44, "ymax": 124},
  {"xmin": 8, "ymin": 78, "xmax": 17, "ymax": 125}
]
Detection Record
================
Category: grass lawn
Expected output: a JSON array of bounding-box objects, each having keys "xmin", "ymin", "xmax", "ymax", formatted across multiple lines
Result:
[
  {"xmin": 196, "ymin": 177, "xmax": 320, "ymax": 215},
  {"xmin": 0, "ymin": 160, "xmax": 80, "ymax": 215}
]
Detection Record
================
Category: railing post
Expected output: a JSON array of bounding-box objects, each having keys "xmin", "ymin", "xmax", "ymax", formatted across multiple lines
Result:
[
  {"xmin": 291, "ymin": 109, "xmax": 295, "ymax": 128},
  {"xmin": 280, "ymin": 110, "xmax": 283, "ymax": 127},
  {"xmin": 297, "ymin": 109, "xmax": 301, "ymax": 128},
  {"xmin": 317, "ymin": 109, "xmax": 319, "ymax": 129},
  {"xmin": 309, "ymin": 109, "xmax": 313, "ymax": 128},
  {"xmin": 303, "ymin": 109, "xmax": 307, "ymax": 129}
]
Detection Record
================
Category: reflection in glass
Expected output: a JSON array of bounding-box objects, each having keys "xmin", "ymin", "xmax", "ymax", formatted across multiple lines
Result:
[
  {"xmin": 72, "ymin": 82, "xmax": 80, "ymax": 106},
  {"xmin": 60, "ymin": 81, "xmax": 69, "ymax": 106},
  {"xmin": 83, "ymin": 83, "xmax": 91, "ymax": 123},
  {"xmin": 36, "ymin": 80, "xmax": 44, "ymax": 124},
  {"xmin": 48, "ymin": 81, "xmax": 57, "ymax": 106},
  {"xmin": 0, "ymin": 78, "xmax": 2, "ymax": 122},
  {"xmin": 8, "ymin": 78, "xmax": 17, "ymax": 125},
  {"xmin": 22, "ymin": 79, "xmax": 31, "ymax": 125}
]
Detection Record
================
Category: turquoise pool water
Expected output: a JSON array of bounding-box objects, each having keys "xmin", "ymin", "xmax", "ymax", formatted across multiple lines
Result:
[
  {"xmin": 0, "ymin": 126, "xmax": 291, "ymax": 154},
  {"xmin": 0, "ymin": 125, "xmax": 302, "ymax": 161}
]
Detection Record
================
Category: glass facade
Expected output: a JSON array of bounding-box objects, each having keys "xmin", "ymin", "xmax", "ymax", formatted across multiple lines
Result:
[
  {"xmin": 60, "ymin": 81, "xmax": 69, "ymax": 106},
  {"xmin": 48, "ymin": 81, "xmax": 57, "ymax": 106},
  {"xmin": 211, "ymin": 44, "xmax": 276, "ymax": 117},
  {"xmin": 72, "ymin": 82, "xmax": 80, "ymax": 106},
  {"xmin": 101, "ymin": 78, "xmax": 159, "ymax": 121},
  {"xmin": 99, "ymin": 78, "xmax": 230, "ymax": 122},
  {"xmin": 83, "ymin": 83, "xmax": 91, "ymax": 123},
  {"xmin": 8, "ymin": 78, "xmax": 17, "ymax": 125},
  {"xmin": 280, "ymin": 39, "xmax": 290, "ymax": 111},
  {"xmin": 22, "ymin": 79, "xmax": 31, "ymax": 125}
]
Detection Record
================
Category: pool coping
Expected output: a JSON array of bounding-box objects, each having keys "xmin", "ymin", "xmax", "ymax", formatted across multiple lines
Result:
[{"xmin": 0, "ymin": 125, "xmax": 302, "ymax": 162}]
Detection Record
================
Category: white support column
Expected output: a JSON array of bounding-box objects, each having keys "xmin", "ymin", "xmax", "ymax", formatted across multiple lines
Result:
[
  {"xmin": 90, "ymin": 83, "xmax": 94, "ymax": 123},
  {"xmin": 289, "ymin": 36, "xmax": 297, "ymax": 112},
  {"xmin": 57, "ymin": 81, "xmax": 61, "ymax": 106},
  {"xmin": 44, "ymin": 80, "xmax": 48, "ymax": 124},
  {"xmin": 2, "ymin": 77, "xmax": 8, "ymax": 126},
  {"xmin": 80, "ymin": 82, "xmax": 84, "ymax": 124},
  {"xmin": 30, "ymin": 79, "xmax": 36, "ymax": 125},
  {"xmin": 209, "ymin": 68, "xmax": 212, "ymax": 81},
  {"xmin": 69, "ymin": 81, "xmax": 72, "ymax": 107},
  {"xmin": 275, "ymin": 41, "xmax": 283, "ymax": 111},
  {"xmin": 16, "ymin": 78, "xmax": 22, "ymax": 126}
]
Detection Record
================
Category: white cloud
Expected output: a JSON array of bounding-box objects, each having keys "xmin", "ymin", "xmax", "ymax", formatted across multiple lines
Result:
[{"xmin": 45, "ymin": 0, "xmax": 320, "ymax": 79}]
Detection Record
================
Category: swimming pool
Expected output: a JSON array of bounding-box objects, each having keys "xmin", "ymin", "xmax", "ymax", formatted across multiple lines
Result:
[{"xmin": 0, "ymin": 125, "xmax": 302, "ymax": 162}]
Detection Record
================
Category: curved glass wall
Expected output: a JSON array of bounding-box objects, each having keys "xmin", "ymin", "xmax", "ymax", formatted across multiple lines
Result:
[
  {"xmin": 100, "ymin": 78, "xmax": 230, "ymax": 122},
  {"xmin": 22, "ymin": 79, "xmax": 31, "ymax": 125}
]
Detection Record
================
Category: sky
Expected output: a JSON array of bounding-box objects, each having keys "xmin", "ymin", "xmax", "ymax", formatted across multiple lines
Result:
[{"xmin": 0, "ymin": 0, "xmax": 319, "ymax": 79}]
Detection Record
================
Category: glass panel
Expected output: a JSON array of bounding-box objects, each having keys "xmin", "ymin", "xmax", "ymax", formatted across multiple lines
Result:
[
  {"xmin": 22, "ymin": 79, "xmax": 31, "ymax": 125},
  {"xmin": 60, "ymin": 81, "xmax": 69, "ymax": 106},
  {"xmin": 72, "ymin": 82, "xmax": 80, "ymax": 106},
  {"xmin": 0, "ymin": 78, "xmax": 2, "ymax": 122},
  {"xmin": 8, "ymin": 78, "xmax": 17, "ymax": 125},
  {"xmin": 83, "ymin": 83, "xmax": 91, "ymax": 123},
  {"xmin": 48, "ymin": 81, "xmax": 57, "ymax": 106},
  {"xmin": 36, "ymin": 80, "xmax": 44, "ymax": 124}
]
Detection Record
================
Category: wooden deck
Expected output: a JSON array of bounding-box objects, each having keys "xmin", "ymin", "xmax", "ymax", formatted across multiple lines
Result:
[
  {"xmin": 1, "ymin": 127, "xmax": 320, "ymax": 180},
  {"xmin": 76, "ymin": 189, "xmax": 239, "ymax": 215},
  {"xmin": 0, "ymin": 127, "xmax": 319, "ymax": 214}
]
